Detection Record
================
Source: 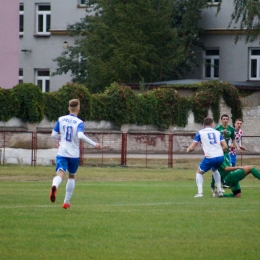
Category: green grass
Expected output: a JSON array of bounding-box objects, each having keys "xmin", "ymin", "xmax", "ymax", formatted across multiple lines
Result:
[{"xmin": 1, "ymin": 165, "xmax": 260, "ymax": 259}]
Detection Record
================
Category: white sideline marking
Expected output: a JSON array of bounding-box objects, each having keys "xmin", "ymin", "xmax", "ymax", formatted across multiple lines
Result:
[{"xmin": 1, "ymin": 201, "xmax": 260, "ymax": 209}]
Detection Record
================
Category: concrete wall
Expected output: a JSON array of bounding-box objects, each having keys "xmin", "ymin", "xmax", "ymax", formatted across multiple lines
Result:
[
  {"xmin": 0, "ymin": 0, "xmax": 19, "ymax": 89},
  {"xmin": 199, "ymin": 1, "xmax": 233, "ymax": 29}
]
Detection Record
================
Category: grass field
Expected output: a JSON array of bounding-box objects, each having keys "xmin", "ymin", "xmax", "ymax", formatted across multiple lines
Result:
[{"xmin": 1, "ymin": 161, "xmax": 260, "ymax": 259}]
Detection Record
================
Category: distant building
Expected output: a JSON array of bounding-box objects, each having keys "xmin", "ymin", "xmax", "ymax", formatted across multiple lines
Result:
[
  {"xmin": 19, "ymin": 0, "xmax": 93, "ymax": 92},
  {"xmin": 0, "ymin": 0, "xmax": 19, "ymax": 89},
  {"xmin": 10, "ymin": 1, "xmax": 260, "ymax": 92},
  {"xmin": 189, "ymin": 1, "xmax": 260, "ymax": 86}
]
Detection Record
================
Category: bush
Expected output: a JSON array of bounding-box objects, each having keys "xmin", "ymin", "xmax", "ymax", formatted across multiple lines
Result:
[
  {"xmin": 0, "ymin": 88, "xmax": 19, "ymax": 122},
  {"xmin": 12, "ymin": 83, "xmax": 45, "ymax": 123},
  {"xmin": 44, "ymin": 83, "xmax": 92, "ymax": 122},
  {"xmin": 103, "ymin": 83, "xmax": 138, "ymax": 126}
]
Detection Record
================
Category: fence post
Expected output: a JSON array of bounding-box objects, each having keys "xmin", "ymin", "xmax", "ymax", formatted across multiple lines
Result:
[
  {"xmin": 168, "ymin": 134, "xmax": 173, "ymax": 168},
  {"xmin": 32, "ymin": 131, "xmax": 37, "ymax": 166},
  {"xmin": 2, "ymin": 131, "xmax": 6, "ymax": 166},
  {"xmin": 79, "ymin": 140, "xmax": 83, "ymax": 166},
  {"xmin": 121, "ymin": 133, "xmax": 127, "ymax": 166},
  {"xmin": 146, "ymin": 134, "xmax": 148, "ymax": 168}
]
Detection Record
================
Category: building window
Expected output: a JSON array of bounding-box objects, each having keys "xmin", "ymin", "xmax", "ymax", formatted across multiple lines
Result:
[
  {"xmin": 204, "ymin": 49, "xmax": 219, "ymax": 79},
  {"xmin": 36, "ymin": 70, "xmax": 50, "ymax": 92},
  {"xmin": 249, "ymin": 49, "xmax": 260, "ymax": 80},
  {"xmin": 19, "ymin": 69, "xmax": 23, "ymax": 84},
  {"xmin": 78, "ymin": 0, "xmax": 94, "ymax": 7},
  {"xmin": 208, "ymin": 0, "xmax": 220, "ymax": 5},
  {"xmin": 20, "ymin": 4, "xmax": 24, "ymax": 36},
  {"xmin": 36, "ymin": 4, "xmax": 51, "ymax": 35}
]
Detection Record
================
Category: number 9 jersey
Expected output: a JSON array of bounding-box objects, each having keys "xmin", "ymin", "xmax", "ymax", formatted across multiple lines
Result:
[{"xmin": 193, "ymin": 127, "xmax": 225, "ymax": 158}]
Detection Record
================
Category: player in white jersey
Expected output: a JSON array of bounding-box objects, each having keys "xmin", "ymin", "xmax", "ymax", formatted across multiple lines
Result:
[
  {"xmin": 187, "ymin": 117, "xmax": 227, "ymax": 198},
  {"xmin": 49, "ymin": 99, "xmax": 100, "ymax": 209},
  {"xmin": 229, "ymin": 118, "xmax": 246, "ymax": 166}
]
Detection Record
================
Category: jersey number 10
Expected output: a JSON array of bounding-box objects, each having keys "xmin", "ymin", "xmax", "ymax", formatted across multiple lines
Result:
[{"xmin": 65, "ymin": 126, "xmax": 73, "ymax": 142}]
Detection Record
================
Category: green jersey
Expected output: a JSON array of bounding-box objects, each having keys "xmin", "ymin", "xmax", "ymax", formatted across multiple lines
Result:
[
  {"xmin": 215, "ymin": 124, "xmax": 235, "ymax": 153},
  {"xmin": 218, "ymin": 153, "xmax": 232, "ymax": 179}
]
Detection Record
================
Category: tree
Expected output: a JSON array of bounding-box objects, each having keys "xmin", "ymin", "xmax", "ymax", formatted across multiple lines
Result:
[
  {"xmin": 218, "ymin": 0, "xmax": 260, "ymax": 43},
  {"xmin": 53, "ymin": 0, "xmax": 209, "ymax": 92}
]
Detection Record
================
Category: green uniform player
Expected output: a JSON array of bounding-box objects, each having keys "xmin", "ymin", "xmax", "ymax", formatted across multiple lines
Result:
[
  {"xmin": 215, "ymin": 124, "xmax": 235, "ymax": 153},
  {"xmin": 215, "ymin": 114, "xmax": 241, "ymax": 155},
  {"xmin": 214, "ymin": 114, "xmax": 241, "ymax": 189},
  {"xmin": 211, "ymin": 153, "xmax": 260, "ymax": 197}
]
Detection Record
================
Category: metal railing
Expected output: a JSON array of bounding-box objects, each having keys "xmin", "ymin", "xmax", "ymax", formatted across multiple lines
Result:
[{"xmin": 0, "ymin": 130, "xmax": 259, "ymax": 168}]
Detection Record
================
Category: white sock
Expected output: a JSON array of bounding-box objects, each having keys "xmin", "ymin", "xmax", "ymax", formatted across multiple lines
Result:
[
  {"xmin": 52, "ymin": 176, "xmax": 62, "ymax": 188},
  {"xmin": 196, "ymin": 173, "xmax": 203, "ymax": 194},
  {"xmin": 212, "ymin": 170, "xmax": 222, "ymax": 192},
  {"xmin": 64, "ymin": 179, "xmax": 75, "ymax": 204}
]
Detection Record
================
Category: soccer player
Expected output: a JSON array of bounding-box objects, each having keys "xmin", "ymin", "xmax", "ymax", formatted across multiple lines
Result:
[
  {"xmin": 215, "ymin": 114, "xmax": 241, "ymax": 157},
  {"xmin": 229, "ymin": 118, "xmax": 246, "ymax": 166},
  {"xmin": 215, "ymin": 114, "xmax": 241, "ymax": 189},
  {"xmin": 212, "ymin": 153, "xmax": 260, "ymax": 198},
  {"xmin": 49, "ymin": 99, "xmax": 100, "ymax": 209},
  {"xmin": 187, "ymin": 117, "xmax": 227, "ymax": 198}
]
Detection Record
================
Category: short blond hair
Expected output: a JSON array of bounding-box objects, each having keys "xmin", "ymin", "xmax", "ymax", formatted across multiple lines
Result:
[{"xmin": 69, "ymin": 99, "xmax": 80, "ymax": 112}]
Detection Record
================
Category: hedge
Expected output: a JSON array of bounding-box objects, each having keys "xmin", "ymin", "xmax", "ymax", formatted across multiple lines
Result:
[{"xmin": 0, "ymin": 81, "xmax": 243, "ymax": 128}]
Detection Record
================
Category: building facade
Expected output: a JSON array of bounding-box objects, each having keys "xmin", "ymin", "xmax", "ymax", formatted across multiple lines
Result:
[
  {"xmin": 16, "ymin": 1, "xmax": 260, "ymax": 92},
  {"xmin": 19, "ymin": 0, "xmax": 93, "ymax": 92},
  {"xmin": 190, "ymin": 1, "xmax": 260, "ymax": 85},
  {"xmin": 0, "ymin": 0, "xmax": 19, "ymax": 89}
]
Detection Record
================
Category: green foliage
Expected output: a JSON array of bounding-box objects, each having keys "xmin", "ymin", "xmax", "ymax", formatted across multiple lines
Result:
[
  {"xmin": 0, "ymin": 88, "xmax": 19, "ymax": 122},
  {"xmin": 175, "ymin": 96, "xmax": 192, "ymax": 127},
  {"xmin": 191, "ymin": 81, "xmax": 243, "ymax": 124},
  {"xmin": 103, "ymin": 83, "xmax": 138, "ymax": 126},
  {"xmin": 44, "ymin": 83, "xmax": 92, "ymax": 122},
  {"xmin": 90, "ymin": 93, "xmax": 108, "ymax": 122},
  {"xmin": 0, "ymin": 81, "xmax": 242, "ymax": 128},
  {"xmin": 147, "ymin": 88, "xmax": 179, "ymax": 129},
  {"xmin": 12, "ymin": 83, "xmax": 45, "ymax": 123},
  {"xmin": 136, "ymin": 92, "xmax": 158, "ymax": 126},
  {"xmin": 53, "ymin": 0, "xmax": 209, "ymax": 92},
  {"xmin": 221, "ymin": 82, "xmax": 243, "ymax": 123}
]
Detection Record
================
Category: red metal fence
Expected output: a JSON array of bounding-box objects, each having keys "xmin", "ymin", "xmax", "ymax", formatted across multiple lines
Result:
[{"xmin": 0, "ymin": 130, "xmax": 259, "ymax": 168}]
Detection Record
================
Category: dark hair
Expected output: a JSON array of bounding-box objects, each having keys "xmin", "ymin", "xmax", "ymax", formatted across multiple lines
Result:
[
  {"xmin": 203, "ymin": 117, "xmax": 213, "ymax": 126},
  {"xmin": 221, "ymin": 114, "xmax": 229, "ymax": 120},
  {"xmin": 235, "ymin": 118, "xmax": 243, "ymax": 123}
]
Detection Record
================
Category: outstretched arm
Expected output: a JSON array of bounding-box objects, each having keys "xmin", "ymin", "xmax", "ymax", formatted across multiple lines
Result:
[
  {"xmin": 78, "ymin": 132, "xmax": 100, "ymax": 148},
  {"xmin": 187, "ymin": 142, "xmax": 198, "ymax": 153},
  {"xmin": 232, "ymin": 139, "xmax": 241, "ymax": 152},
  {"xmin": 221, "ymin": 140, "xmax": 228, "ymax": 152},
  {"xmin": 51, "ymin": 130, "xmax": 60, "ymax": 140}
]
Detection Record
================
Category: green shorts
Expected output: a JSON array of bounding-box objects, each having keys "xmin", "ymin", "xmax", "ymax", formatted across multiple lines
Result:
[{"xmin": 224, "ymin": 169, "xmax": 245, "ymax": 192}]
